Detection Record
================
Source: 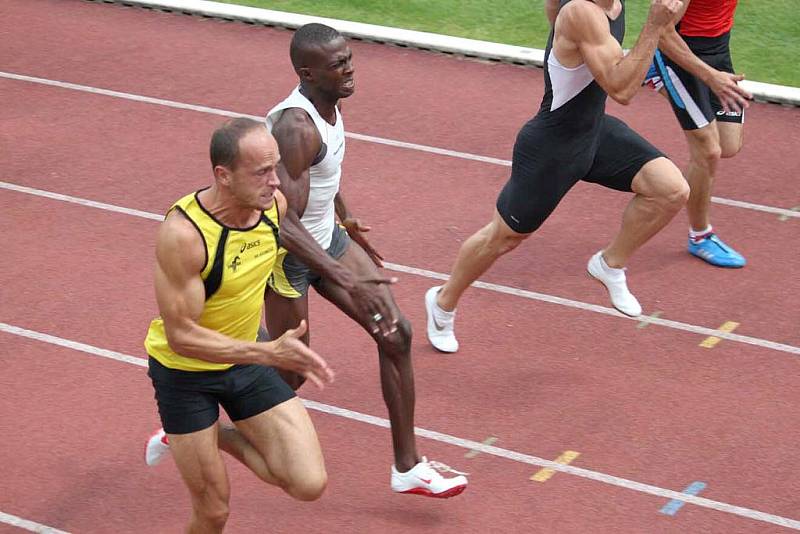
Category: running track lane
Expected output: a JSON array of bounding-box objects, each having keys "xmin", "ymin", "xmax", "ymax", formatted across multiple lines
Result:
[
  {"xmin": 2, "ymin": 0, "xmax": 799, "ymax": 207},
  {"xmin": 2, "ymin": 187, "xmax": 799, "ymax": 532},
  {"xmin": 1, "ymin": 77, "xmax": 798, "ymax": 346}
]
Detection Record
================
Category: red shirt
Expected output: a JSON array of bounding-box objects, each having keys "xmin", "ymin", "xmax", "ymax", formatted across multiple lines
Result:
[{"xmin": 679, "ymin": 0, "xmax": 738, "ymax": 37}]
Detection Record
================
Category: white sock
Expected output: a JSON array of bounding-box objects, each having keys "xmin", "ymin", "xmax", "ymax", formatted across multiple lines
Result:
[
  {"xmin": 599, "ymin": 253, "xmax": 625, "ymax": 275},
  {"xmin": 434, "ymin": 290, "xmax": 455, "ymax": 318},
  {"xmin": 689, "ymin": 225, "xmax": 713, "ymax": 242}
]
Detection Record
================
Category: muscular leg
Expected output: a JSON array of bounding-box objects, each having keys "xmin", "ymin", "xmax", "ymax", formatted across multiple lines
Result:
[
  {"xmin": 717, "ymin": 121, "xmax": 743, "ymax": 159},
  {"xmin": 169, "ymin": 423, "xmax": 231, "ymax": 534},
  {"xmin": 264, "ymin": 289, "xmax": 309, "ymax": 389},
  {"xmin": 603, "ymin": 157, "xmax": 689, "ymax": 267},
  {"xmin": 683, "ymin": 122, "xmax": 722, "ymax": 232},
  {"xmin": 220, "ymin": 397, "xmax": 327, "ymax": 501},
  {"xmin": 314, "ymin": 242, "xmax": 419, "ymax": 471},
  {"xmin": 437, "ymin": 209, "xmax": 530, "ymax": 311}
]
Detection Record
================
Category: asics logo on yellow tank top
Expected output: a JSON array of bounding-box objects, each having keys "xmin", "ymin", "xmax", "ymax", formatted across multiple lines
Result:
[{"xmin": 239, "ymin": 239, "xmax": 261, "ymax": 253}]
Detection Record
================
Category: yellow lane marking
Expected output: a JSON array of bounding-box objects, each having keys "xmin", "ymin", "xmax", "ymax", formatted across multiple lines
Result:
[
  {"xmin": 700, "ymin": 321, "xmax": 740, "ymax": 348},
  {"xmin": 531, "ymin": 450, "xmax": 581, "ymax": 482}
]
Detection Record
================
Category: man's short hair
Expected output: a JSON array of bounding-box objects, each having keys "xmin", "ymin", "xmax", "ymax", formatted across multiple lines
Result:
[
  {"xmin": 289, "ymin": 23, "xmax": 343, "ymax": 70},
  {"xmin": 209, "ymin": 117, "xmax": 264, "ymax": 170}
]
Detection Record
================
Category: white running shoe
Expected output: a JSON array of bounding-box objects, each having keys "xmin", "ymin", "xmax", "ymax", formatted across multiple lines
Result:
[
  {"xmin": 586, "ymin": 251, "xmax": 642, "ymax": 317},
  {"xmin": 391, "ymin": 457, "xmax": 468, "ymax": 498},
  {"xmin": 144, "ymin": 428, "xmax": 170, "ymax": 466},
  {"xmin": 424, "ymin": 286, "xmax": 459, "ymax": 353}
]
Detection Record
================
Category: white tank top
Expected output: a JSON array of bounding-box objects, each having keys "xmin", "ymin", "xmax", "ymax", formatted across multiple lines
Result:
[
  {"xmin": 547, "ymin": 52, "xmax": 595, "ymax": 112},
  {"xmin": 266, "ymin": 86, "xmax": 346, "ymax": 249}
]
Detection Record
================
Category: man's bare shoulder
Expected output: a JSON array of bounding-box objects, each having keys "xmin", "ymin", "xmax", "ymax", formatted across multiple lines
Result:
[
  {"xmin": 157, "ymin": 210, "xmax": 206, "ymax": 273},
  {"xmin": 271, "ymin": 108, "xmax": 321, "ymax": 175},
  {"xmin": 557, "ymin": 0, "xmax": 609, "ymax": 36},
  {"xmin": 272, "ymin": 108, "xmax": 318, "ymax": 144}
]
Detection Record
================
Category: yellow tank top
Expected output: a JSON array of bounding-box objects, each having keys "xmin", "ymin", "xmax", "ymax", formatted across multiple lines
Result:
[{"xmin": 144, "ymin": 189, "xmax": 280, "ymax": 371}]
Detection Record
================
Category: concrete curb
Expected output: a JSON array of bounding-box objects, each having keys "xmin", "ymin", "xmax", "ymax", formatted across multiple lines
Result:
[{"xmin": 92, "ymin": 0, "xmax": 799, "ymax": 106}]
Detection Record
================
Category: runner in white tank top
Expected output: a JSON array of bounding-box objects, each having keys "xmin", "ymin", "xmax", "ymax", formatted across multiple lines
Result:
[
  {"xmin": 262, "ymin": 23, "xmax": 469, "ymax": 499},
  {"xmin": 267, "ymin": 85, "xmax": 345, "ymax": 250}
]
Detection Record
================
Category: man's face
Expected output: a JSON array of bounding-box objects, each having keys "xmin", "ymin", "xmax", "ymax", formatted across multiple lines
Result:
[
  {"xmin": 225, "ymin": 129, "xmax": 281, "ymax": 211},
  {"xmin": 305, "ymin": 37, "xmax": 355, "ymax": 99}
]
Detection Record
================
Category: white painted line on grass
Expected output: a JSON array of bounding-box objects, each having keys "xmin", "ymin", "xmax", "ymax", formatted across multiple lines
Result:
[
  {"xmin": 2, "ymin": 181, "xmax": 798, "ymax": 356},
  {"xmin": 2, "ymin": 71, "xmax": 798, "ymax": 219},
  {"xmin": 2, "ymin": 322, "xmax": 799, "ymax": 530},
  {"xmin": 0, "ymin": 511, "xmax": 70, "ymax": 534}
]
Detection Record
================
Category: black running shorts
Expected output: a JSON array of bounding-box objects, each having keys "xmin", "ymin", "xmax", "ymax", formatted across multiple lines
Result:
[
  {"xmin": 496, "ymin": 114, "xmax": 664, "ymax": 234},
  {"xmin": 148, "ymin": 357, "xmax": 296, "ymax": 434},
  {"xmin": 650, "ymin": 32, "xmax": 744, "ymax": 130}
]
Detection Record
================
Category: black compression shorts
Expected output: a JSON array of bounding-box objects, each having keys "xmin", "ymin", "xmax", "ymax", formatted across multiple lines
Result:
[
  {"xmin": 148, "ymin": 356, "xmax": 296, "ymax": 434},
  {"xmin": 496, "ymin": 114, "xmax": 664, "ymax": 234}
]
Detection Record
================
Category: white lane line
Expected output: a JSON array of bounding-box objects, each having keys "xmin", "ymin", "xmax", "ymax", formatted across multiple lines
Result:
[
  {"xmin": 2, "ymin": 70, "xmax": 798, "ymax": 219},
  {"xmin": 0, "ymin": 511, "xmax": 70, "ymax": 534},
  {"xmin": 2, "ymin": 322, "xmax": 799, "ymax": 530},
  {"xmin": 2, "ymin": 180, "xmax": 798, "ymax": 356},
  {"xmin": 385, "ymin": 262, "xmax": 800, "ymax": 355},
  {"xmin": 0, "ymin": 181, "xmax": 164, "ymax": 221}
]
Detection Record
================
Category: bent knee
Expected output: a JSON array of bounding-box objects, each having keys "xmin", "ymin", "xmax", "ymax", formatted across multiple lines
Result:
[
  {"xmin": 496, "ymin": 232, "xmax": 527, "ymax": 254},
  {"xmin": 486, "ymin": 222, "xmax": 529, "ymax": 255},
  {"xmin": 378, "ymin": 316, "xmax": 412, "ymax": 354},
  {"xmin": 638, "ymin": 159, "xmax": 689, "ymax": 208},
  {"xmin": 289, "ymin": 472, "xmax": 328, "ymax": 501},
  {"xmin": 694, "ymin": 143, "xmax": 722, "ymax": 165},
  {"xmin": 720, "ymin": 142, "xmax": 742, "ymax": 159},
  {"xmin": 665, "ymin": 176, "xmax": 691, "ymax": 206},
  {"xmin": 195, "ymin": 503, "xmax": 230, "ymax": 530}
]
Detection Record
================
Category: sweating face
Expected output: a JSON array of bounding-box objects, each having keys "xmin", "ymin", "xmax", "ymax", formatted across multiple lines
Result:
[
  {"xmin": 226, "ymin": 129, "xmax": 281, "ymax": 211},
  {"xmin": 303, "ymin": 37, "xmax": 355, "ymax": 99}
]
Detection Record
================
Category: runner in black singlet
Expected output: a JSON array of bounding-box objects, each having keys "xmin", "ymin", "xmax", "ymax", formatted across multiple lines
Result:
[{"xmin": 426, "ymin": 0, "xmax": 689, "ymax": 353}]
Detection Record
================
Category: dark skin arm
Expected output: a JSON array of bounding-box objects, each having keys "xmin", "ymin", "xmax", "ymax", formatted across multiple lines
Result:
[
  {"xmin": 271, "ymin": 108, "xmax": 398, "ymax": 334},
  {"xmin": 335, "ymin": 192, "xmax": 384, "ymax": 268}
]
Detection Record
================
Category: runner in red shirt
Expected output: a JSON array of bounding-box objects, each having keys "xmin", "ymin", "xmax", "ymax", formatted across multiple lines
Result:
[{"xmin": 645, "ymin": 0, "xmax": 752, "ymax": 267}]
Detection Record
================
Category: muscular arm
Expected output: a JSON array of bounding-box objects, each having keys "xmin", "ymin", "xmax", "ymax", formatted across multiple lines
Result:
[
  {"xmin": 154, "ymin": 209, "xmax": 332, "ymax": 385},
  {"xmin": 271, "ymin": 109, "xmax": 356, "ymax": 290},
  {"xmin": 559, "ymin": 0, "xmax": 676, "ymax": 105},
  {"xmin": 154, "ymin": 212, "xmax": 278, "ymax": 365}
]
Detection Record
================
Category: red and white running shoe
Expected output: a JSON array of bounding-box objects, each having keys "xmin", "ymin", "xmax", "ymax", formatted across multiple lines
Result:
[
  {"xmin": 144, "ymin": 428, "xmax": 170, "ymax": 466},
  {"xmin": 391, "ymin": 457, "xmax": 468, "ymax": 498}
]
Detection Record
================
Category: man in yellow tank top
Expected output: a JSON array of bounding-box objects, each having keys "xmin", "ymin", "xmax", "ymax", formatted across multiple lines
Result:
[{"xmin": 142, "ymin": 118, "xmax": 334, "ymax": 533}]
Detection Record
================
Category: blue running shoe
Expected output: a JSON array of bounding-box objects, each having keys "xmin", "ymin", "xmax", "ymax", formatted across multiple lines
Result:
[{"xmin": 687, "ymin": 233, "xmax": 746, "ymax": 268}]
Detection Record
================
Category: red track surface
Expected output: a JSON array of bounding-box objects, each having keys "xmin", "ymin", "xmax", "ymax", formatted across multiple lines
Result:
[{"xmin": 2, "ymin": 1, "xmax": 799, "ymax": 533}]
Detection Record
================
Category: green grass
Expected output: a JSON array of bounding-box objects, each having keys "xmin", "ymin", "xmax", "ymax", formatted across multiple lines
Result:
[{"xmin": 220, "ymin": 0, "xmax": 797, "ymax": 87}]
